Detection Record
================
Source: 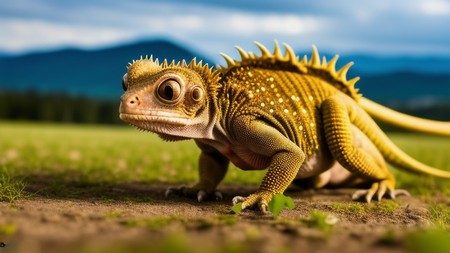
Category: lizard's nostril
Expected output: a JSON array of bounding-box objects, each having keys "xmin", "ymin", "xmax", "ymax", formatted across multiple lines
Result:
[{"xmin": 128, "ymin": 96, "xmax": 140, "ymax": 106}]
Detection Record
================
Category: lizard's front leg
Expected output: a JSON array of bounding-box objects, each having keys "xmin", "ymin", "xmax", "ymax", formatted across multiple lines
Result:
[
  {"xmin": 166, "ymin": 141, "xmax": 229, "ymax": 202},
  {"xmin": 230, "ymin": 117, "xmax": 305, "ymax": 212}
]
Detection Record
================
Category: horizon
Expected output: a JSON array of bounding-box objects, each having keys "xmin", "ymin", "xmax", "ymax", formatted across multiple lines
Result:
[
  {"xmin": 1, "ymin": 0, "xmax": 450, "ymax": 63},
  {"xmin": 3, "ymin": 37, "xmax": 450, "ymax": 64}
]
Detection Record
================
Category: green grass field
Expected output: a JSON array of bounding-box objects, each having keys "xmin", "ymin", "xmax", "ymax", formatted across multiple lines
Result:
[
  {"xmin": 1, "ymin": 121, "xmax": 449, "ymax": 253},
  {"xmin": 1, "ymin": 120, "xmax": 449, "ymax": 199}
]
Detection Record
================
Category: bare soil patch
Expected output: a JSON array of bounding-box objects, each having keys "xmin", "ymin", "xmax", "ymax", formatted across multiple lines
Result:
[{"xmin": 0, "ymin": 184, "xmax": 437, "ymax": 253}]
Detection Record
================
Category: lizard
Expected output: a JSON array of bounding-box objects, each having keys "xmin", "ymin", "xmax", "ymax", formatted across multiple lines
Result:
[{"xmin": 119, "ymin": 41, "xmax": 450, "ymax": 212}]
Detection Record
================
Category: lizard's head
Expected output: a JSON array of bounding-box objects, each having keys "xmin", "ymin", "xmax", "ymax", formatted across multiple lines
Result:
[{"xmin": 119, "ymin": 57, "xmax": 220, "ymax": 141}]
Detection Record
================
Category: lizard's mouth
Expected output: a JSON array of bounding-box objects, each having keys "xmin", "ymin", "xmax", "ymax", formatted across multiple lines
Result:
[{"xmin": 119, "ymin": 112, "xmax": 190, "ymax": 132}]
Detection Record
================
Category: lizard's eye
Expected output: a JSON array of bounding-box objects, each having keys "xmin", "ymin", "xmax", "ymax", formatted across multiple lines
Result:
[
  {"xmin": 122, "ymin": 74, "xmax": 128, "ymax": 91},
  {"xmin": 190, "ymin": 86, "xmax": 204, "ymax": 102},
  {"xmin": 157, "ymin": 79, "xmax": 181, "ymax": 102}
]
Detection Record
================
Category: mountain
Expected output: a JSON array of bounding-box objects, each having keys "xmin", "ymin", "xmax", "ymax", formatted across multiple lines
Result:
[
  {"xmin": 0, "ymin": 39, "xmax": 449, "ymax": 104},
  {"xmin": 0, "ymin": 39, "xmax": 214, "ymax": 98},
  {"xmin": 299, "ymin": 53, "xmax": 450, "ymax": 75},
  {"xmin": 357, "ymin": 72, "xmax": 450, "ymax": 105}
]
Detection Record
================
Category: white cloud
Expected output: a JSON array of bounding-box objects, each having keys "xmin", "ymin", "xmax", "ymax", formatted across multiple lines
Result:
[
  {"xmin": 220, "ymin": 14, "xmax": 323, "ymax": 36},
  {"xmin": 0, "ymin": 18, "xmax": 137, "ymax": 52},
  {"xmin": 421, "ymin": 0, "xmax": 450, "ymax": 16},
  {"xmin": 0, "ymin": 0, "xmax": 449, "ymax": 58}
]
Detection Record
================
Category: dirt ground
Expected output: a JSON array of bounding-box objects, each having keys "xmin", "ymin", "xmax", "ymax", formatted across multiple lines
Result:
[{"xmin": 0, "ymin": 183, "xmax": 439, "ymax": 253}]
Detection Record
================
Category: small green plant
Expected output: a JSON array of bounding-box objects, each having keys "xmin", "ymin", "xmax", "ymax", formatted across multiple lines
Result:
[
  {"xmin": 231, "ymin": 202, "xmax": 243, "ymax": 214},
  {"xmin": 215, "ymin": 214, "xmax": 238, "ymax": 225},
  {"xmin": 302, "ymin": 210, "xmax": 338, "ymax": 234},
  {"xmin": 429, "ymin": 203, "xmax": 450, "ymax": 229},
  {"xmin": 268, "ymin": 194, "xmax": 295, "ymax": 218},
  {"xmin": 0, "ymin": 170, "xmax": 27, "ymax": 203},
  {"xmin": 0, "ymin": 223, "xmax": 17, "ymax": 236},
  {"xmin": 104, "ymin": 210, "xmax": 123, "ymax": 219},
  {"xmin": 231, "ymin": 194, "xmax": 295, "ymax": 218},
  {"xmin": 126, "ymin": 216, "xmax": 180, "ymax": 230}
]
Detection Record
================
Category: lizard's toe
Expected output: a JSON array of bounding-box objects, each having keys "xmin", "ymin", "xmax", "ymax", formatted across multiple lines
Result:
[
  {"xmin": 388, "ymin": 189, "xmax": 410, "ymax": 200},
  {"xmin": 196, "ymin": 190, "xmax": 223, "ymax": 202},
  {"xmin": 232, "ymin": 191, "xmax": 273, "ymax": 212},
  {"xmin": 165, "ymin": 185, "xmax": 187, "ymax": 198},
  {"xmin": 352, "ymin": 180, "xmax": 410, "ymax": 203},
  {"xmin": 232, "ymin": 196, "xmax": 246, "ymax": 206},
  {"xmin": 197, "ymin": 190, "xmax": 207, "ymax": 202},
  {"xmin": 166, "ymin": 185, "xmax": 222, "ymax": 202},
  {"xmin": 214, "ymin": 191, "xmax": 223, "ymax": 201}
]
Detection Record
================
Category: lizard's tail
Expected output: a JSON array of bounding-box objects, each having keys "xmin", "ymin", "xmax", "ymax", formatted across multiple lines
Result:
[
  {"xmin": 350, "ymin": 98, "xmax": 450, "ymax": 179},
  {"xmin": 360, "ymin": 97, "xmax": 450, "ymax": 136},
  {"xmin": 380, "ymin": 141, "xmax": 450, "ymax": 179}
]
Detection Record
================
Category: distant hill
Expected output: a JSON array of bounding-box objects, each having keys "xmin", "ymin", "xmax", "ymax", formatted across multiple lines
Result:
[
  {"xmin": 0, "ymin": 39, "xmax": 449, "ymax": 103},
  {"xmin": 303, "ymin": 53, "xmax": 450, "ymax": 75},
  {"xmin": 0, "ymin": 39, "xmax": 213, "ymax": 98},
  {"xmin": 357, "ymin": 71, "xmax": 450, "ymax": 105}
]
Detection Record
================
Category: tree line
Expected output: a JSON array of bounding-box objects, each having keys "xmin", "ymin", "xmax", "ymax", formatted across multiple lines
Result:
[
  {"xmin": 0, "ymin": 90, "xmax": 449, "ymax": 126},
  {"xmin": 0, "ymin": 90, "xmax": 122, "ymax": 124}
]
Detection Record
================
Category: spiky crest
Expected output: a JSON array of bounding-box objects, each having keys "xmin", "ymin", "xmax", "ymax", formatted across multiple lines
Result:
[
  {"xmin": 219, "ymin": 41, "xmax": 362, "ymax": 100},
  {"xmin": 127, "ymin": 56, "xmax": 221, "ymax": 98}
]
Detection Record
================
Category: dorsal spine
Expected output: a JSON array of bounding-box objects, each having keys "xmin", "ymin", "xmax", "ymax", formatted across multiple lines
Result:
[{"xmin": 219, "ymin": 41, "xmax": 362, "ymax": 101}]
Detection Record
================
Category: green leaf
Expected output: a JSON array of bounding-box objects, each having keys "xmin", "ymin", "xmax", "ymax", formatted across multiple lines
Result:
[
  {"xmin": 268, "ymin": 194, "xmax": 295, "ymax": 219},
  {"xmin": 231, "ymin": 202, "xmax": 243, "ymax": 214},
  {"xmin": 284, "ymin": 196, "xmax": 295, "ymax": 209}
]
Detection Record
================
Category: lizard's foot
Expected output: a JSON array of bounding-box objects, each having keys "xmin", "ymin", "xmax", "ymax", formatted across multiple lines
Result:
[
  {"xmin": 351, "ymin": 180, "xmax": 410, "ymax": 203},
  {"xmin": 232, "ymin": 190, "xmax": 273, "ymax": 213},
  {"xmin": 165, "ymin": 185, "xmax": 223, "ymax": 202}
]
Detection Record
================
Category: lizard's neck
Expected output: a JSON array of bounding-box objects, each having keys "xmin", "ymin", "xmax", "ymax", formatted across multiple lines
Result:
[{"xmin": 203, "ymin": 96, "xmax": 228, "ymax": 141}]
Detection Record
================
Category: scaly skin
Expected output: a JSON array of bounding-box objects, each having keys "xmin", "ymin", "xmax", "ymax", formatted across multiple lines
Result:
[{"xmin": 119, "ymin": 42, "xmax": 450, "ymax": 212}]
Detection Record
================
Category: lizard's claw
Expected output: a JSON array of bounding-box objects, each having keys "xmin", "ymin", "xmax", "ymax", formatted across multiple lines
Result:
[
  {"xmin": 232, "ymin": 191, "xmax": 272, "ymax": 213},
  {"xmin": 352, "ymin": 180, "xmax": 410, "ymax": 203},
  {"xmin": 165, "ymin": 185, "xmax": 223, "ymax": 202}
]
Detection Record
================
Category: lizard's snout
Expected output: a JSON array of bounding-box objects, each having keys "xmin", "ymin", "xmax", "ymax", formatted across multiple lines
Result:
[
  {"xmin": 123, "ymin": 94, "xmax": 140, "ymax": 108},
  {"xmin": 119, "ymin": 93, "xmax": 141, "ymax": 114}
]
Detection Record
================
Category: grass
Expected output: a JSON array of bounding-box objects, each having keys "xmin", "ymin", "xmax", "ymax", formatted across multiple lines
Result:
[
  {"xmin": 0, "ymin": 121, "xmax": 265, "ymax": 198},
  {"xmin": 1, "ymin": 121, "xmax": 449, "ymax": 252},
  {"xmin": 328, "ymin": 200, "xmax": 401, "ymax": 217},
  {"xmin": 0, "ymin": 168, "xmax": 27, "ymax": 202},
  {"xmin": 302, "ymin": 210, "xmax": 337, "ymax": 234},
  {"xmin": 125, "ymin": 214, "xmax": 238, "ymax": 231},
  {"xmin": 1, "ymin": 121, "xmax": 449, "ymax": 201}
]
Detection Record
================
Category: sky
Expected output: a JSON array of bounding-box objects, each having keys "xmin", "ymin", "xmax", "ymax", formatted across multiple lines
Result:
[{"xmin": 1, "ymin": 0, "xmax": 450, "ymax": 62}]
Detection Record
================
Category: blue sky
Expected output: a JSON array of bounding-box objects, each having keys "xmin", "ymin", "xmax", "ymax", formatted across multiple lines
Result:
[{"xmin": 1, "ymin": 0, "xmax": 450, "ymax": 61}]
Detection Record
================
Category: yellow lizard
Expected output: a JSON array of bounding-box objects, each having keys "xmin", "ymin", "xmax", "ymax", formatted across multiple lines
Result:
[{"xmin": 119, "ymin": 41, "xmax": 450, "ymax": 212}]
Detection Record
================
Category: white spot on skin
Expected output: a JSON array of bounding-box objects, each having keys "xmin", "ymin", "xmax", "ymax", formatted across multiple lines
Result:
[
  {"xmin": 308, "ymin": 96, "xmax": 314, "ymax": 101},
  {"xmin": 261, "ymin": 102, "xmax": 265, "ymax": 107},
  {"xmin": 278, "ymin": 98, "xmax": 283, "ymax": 103},
  {"xmin": 284, "ymin": 109, "xmax": 289, "ymax": 113}
]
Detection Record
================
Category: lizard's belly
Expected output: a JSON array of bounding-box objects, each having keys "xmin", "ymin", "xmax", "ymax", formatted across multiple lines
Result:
[
  {"xmin": 296, "ymin": 150, "xmax": 335, "ymax": 178},
  {"xmin": 221, "ymin": 144, "xmax": 271, "ymax": 171}
]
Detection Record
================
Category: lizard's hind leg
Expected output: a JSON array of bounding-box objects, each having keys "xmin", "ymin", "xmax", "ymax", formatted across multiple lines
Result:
[{"xmin": 321, "ymin": 94, "xmax": 409, "ymax": 203}]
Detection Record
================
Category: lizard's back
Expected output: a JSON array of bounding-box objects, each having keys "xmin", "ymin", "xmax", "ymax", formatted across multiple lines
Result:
[{"xmin": 219, "ymin": 66, "xmax": 338, "ymax": 157}]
